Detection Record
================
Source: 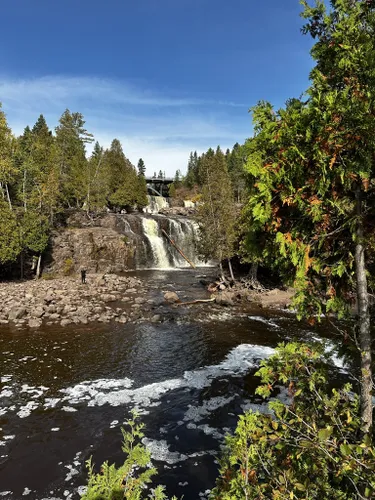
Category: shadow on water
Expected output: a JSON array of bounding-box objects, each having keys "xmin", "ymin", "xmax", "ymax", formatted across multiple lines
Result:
[{"xmin": 0, "ymin": 270, "xmax": 357, "ymax": 499}]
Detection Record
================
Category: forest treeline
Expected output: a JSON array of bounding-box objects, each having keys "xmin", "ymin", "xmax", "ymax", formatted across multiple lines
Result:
[{"xmin": 0, "ymin": 109, "xmax": 148, "ymax": 275}]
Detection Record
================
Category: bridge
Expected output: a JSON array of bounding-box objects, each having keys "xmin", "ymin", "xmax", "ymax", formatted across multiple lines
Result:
[{"xmin": 145, "ymin": 176, "xmax": 174, "ymax": 197}]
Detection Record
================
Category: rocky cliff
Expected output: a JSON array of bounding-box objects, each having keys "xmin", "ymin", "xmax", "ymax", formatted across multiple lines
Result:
[{"xmin": 47, "ymin": 213, "xmax": 136, "ymax": 275}]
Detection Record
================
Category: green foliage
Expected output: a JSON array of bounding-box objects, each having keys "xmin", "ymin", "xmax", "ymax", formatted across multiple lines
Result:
[
  {"xmin": 63, "ymin": 257, "xmax": 74, "ymax": 276},
  {"xmin": 104, "ymin": 139, "xmax": 146, "ymax": 211},
  {"xmin": 137, "ymin": 158, "xmax": 146, "ymax": 177},
  {"xmin": 211, "ymin": 343, "xmax": 375, "ymax": 500},
  {"xmin": 241, "ymin": 0, "xmax": 375, "ymax": 316},
  {"xmin": 0, "ymin": 200, "xmax": 21, "ymax": 264},
  {"xmin": 196, "ymin": 147, "xmax": 236, "ymax": 263},
  {"xmin": 83, "ymin": 411, "xmax": 176, "ymax": 500}
]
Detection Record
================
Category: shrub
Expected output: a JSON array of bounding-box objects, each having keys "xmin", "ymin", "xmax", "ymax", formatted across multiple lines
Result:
[
  {"xmin": 63, "ymin": 257, "xmax": 74, "ymax": 276},
  {"xmin": 211, "ymin": 343, "xmax": 375, "ymax": 499},
  {"xmin": 82, "ymin": 411, "xmax": 177, "ymax": 500}
]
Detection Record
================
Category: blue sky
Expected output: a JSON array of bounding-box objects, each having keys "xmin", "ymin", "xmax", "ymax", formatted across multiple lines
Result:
[{"xmin": 1, "ymin": 0, "xmax": 314, "ymax": 176}]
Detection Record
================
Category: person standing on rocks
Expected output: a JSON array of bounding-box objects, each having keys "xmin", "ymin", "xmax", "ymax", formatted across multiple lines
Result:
[{"xmin": 81, "ymin": 268, "xmax": 87, "ymax": 285}]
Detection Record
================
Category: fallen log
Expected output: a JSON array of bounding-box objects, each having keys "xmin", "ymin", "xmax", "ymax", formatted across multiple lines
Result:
[
  {"xmin": 175, "ymin": 298, "xmax": 215, "ymax": 306},
  {"xmin": 161, "ymin": 229, "xmax": 196, "ymax": 269}
]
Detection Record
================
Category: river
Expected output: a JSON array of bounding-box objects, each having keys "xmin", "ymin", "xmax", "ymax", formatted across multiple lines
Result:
[{"xmin": 0, "ymin": 269, "xmax": 351, "ymax": 499}]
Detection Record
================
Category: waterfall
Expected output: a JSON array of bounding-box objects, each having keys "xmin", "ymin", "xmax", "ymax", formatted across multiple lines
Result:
[
  {"xmin": 117, "ymin": 213, "xmax": 211, "ymax": 270},
  {"xmin": 143, "ymin": 195, "xmax": 169, "ymax": 214},
  {"xmin": 141, "ymin": 218, "xmax": 172, "ymax": 269}
]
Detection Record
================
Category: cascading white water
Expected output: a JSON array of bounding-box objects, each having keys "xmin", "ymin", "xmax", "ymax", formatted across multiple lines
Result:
[
  {"xmin": 143, "ymin": 195, "xmax": 169, "ymax": 214},
  {"xmin": 122, "ymin": 214, "xmax": 212, "ymax": 269},
  {"xmin": 141, "ymin": 218, "xmax": 172, "ymax": 269}
]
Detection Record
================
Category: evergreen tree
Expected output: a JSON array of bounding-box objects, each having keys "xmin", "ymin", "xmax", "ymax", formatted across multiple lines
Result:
[
  {"xmin": 197, "ymin": 147, "xmax": 236, "ymax": 279},
  {"xmin": 55, "ymin": 109, "xmax": 93, "ymax": 207},
  {"xmin": 0, "ymin": 200, "xmax": 21, "ymax": 265},
  {"xmin": 85, "ymin": 142, "xmax": 107, "ymax": 212},
  {"xmin": 137, "ymin": 158, "xmax": 146, "ymax": 177},
  {"xmin": 243, "ymin": 0, "xmax": 375, "ymax": 432},
  {"xmin": 135, "ymin": 174, "xmax": 148, "ymax": 209},
  {"xmin": 104, "ymin": 139, "xmax": 140, "ymax": 210},
  {"xmin": 184, "ymin": 152, "xmax": 196, "ymax": 188},
  {"xmin": 173, "ymin": 169, "xmax": 182, "ymax": 188},
  {"xmin": 0, "ymin": 103, "xmax": 16, "ymax": 209},
  {"xmin": 227, "ymin": 142, "xmax": 246, "ymax": 202}
]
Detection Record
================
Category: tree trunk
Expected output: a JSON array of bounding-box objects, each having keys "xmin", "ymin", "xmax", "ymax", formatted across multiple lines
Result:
[
  {"xmin": 36, "ymin": 254, "xmax": 42, "ymax": 279},
  {"xmin": 228, "ymin": 258, "xmax": 235, "ymax": 281},
  {"xmin": 355, "ymin": 188, "xmax": 373, "ymax": 434},
  {"xmin": 20, "ymin": 251, "xmax": 24, "ymax": 280},
  {"xmin": 5, "ymin": 183, "xmax": 12, "ymax": 210},
  {"xmin": 250, "ymin": 262, "xmax": 258, "ymax": 281},
  {"xmin": 23, "ymin": 168, "xmax": 27, "ymax": 211},
  {"xmin": 219, "ymin": 261, "xmax": 224, "ymax": 281}
]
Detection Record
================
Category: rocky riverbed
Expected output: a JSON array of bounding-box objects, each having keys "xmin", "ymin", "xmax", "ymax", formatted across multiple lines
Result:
[
  {"xmin": 0, "ymin": 274, "xmax": 164, "ymax": 329},
  {"xmin": 0, "ymin": 272, "xmax": 294, "ymax": 331}
]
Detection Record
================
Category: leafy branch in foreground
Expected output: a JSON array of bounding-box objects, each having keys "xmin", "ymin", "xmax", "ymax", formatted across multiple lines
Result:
[
  {"xmin": 211, "ymin": 343, "xmax": 375, "ymax": 500},
  {"xmin": 82, "ymin": 411, "xmax": 176, "ymax": 500}
]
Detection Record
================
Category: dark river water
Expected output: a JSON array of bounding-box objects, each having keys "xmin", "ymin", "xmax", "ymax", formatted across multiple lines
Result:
[{"xmin": 0, "ymin": 270, "xmax": 351, "ymax": 499}]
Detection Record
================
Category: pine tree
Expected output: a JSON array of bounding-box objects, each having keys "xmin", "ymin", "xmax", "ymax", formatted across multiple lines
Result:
[
  {"xmin": 173, "ymin": 169, "xmax": 182, "ymax": 188},
  {"xmin": 104, "ymin": 139, "xmax": 140, "ymax": 211},
  {"xmin": 85, "ymin": 142, "xmax": 107, "ymax": 212},
  {"xmin": 0, "ymin": 103, "xmax": 16, "ymax": 210},
  {"xmin": 137, "ymin": 158, "xmax": 146, "ymax": 177},
  {"xmin": 184, "ymin": 152, "xmax": 196, "ymax": 188},
  {"xmin": 228, "ymin": 142, "xmax": 245, "ymax": 203},
  {"xmin": 55, "ymin": 109, "xmax": 93, "ymax": 207},
  {"xmin": 197, "ymin": 147, "xmax": 236, "ymax": 279}
]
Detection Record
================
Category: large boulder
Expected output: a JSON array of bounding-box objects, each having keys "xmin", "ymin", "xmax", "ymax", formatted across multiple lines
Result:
[
  {"xmin": 164, "ymin": 291, "xmax": 180, "ymax": 303},
  {"xmin": 8, "ymin": 307, "xmax": 27, "ymax": 320},
  {"xmin": 100, "ymin": 294, "xmax": 117, "ymax": 303},
  {"xmin": 28, "ymin": 318, "xmax": 42, "ymax": 328},
  {"xmin": 31, "ymin": 307, "xmax": 45, "ymax": 318},
  {"xmin": 215, "ymin": 291, "xmax": 235, "ymax": 307}
]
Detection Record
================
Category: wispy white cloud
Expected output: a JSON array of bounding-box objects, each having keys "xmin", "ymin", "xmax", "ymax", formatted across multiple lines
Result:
[
  {"xmin": 0, "ymin": 75, "xmax": 245, "ymax": 109},
  {"xmin": 0, "ymin": 75, "xmax": 250, "ymax": 175}
]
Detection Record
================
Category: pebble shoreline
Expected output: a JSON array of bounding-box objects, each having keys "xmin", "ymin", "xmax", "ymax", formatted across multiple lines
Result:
[{"xmin": 0, "ymin": 274, "xmax": 162, "ymax": 329}]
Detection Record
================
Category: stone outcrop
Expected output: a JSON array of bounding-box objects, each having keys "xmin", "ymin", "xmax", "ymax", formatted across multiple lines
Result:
[{"xmin": 49, "ymin": 226, "xmax": 135, "ymax": 275}]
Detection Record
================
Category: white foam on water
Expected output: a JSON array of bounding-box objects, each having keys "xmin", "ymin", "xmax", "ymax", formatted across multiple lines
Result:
[
  {"xmin": 1, "ymin": 376, "xmax": 12, "ymax": 383},
  {"xmin": 77, "ymin": 486, "xmax": 87, "ymax": 497},
  {"xmin": 196, "ymin": 424, "xmax": 225, "ymax": 440},
  {"xmin": 248, "ymin": 316, "xmax": 280, "ymax": 329},
  {"xmin": 61, "ymin": 406, "xmax": 78, "ymax": 413},
  {"xmin": 195, "ymin": 312, "xmax": 240, "ymax": 323},
  {"xmin": 142, "ymin": 438, "xmax": 188, "ymax": 464},
  {"xmin": 60, "ymin": 378, "xmax": 134, "ymax": 405},
  {"xmin": 60, "ymin": 344, "xmax": 275, "ymax": 412},
  {"xmin": 183, "ymin": 395, "xmax": 236, "ymax": 422},
  {"xmin": 22, "ymin": 488, "xmax": 32, "ymax": 496},
  {"xmin": 199, "ymin": 489, "xmax": 212, "ymax": 499},
  {"xmin": 51, "ymin": 428, "xmax": 60, "ymax": 432},
  {"xmin": 44, "ymin": 398, "xmax": 61, "ymax": 409},
  {"xmin": 0, "ymin": 492, "xmax": 12, "ymax": 497},
  {"xmin": 0, "ymin": 389, "xmax": 13, "ymax": 398},
  {"xmin": 17, "ymin": 401, "xmax": 39, "ymax": 418}
]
